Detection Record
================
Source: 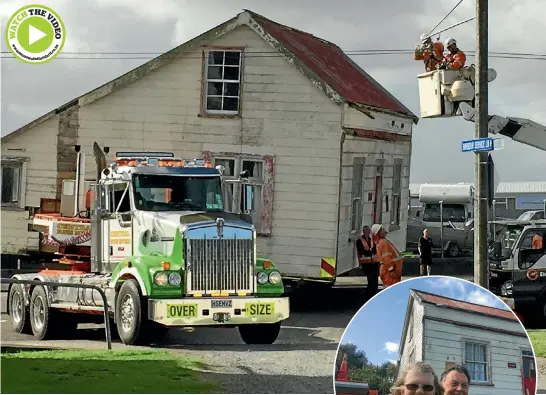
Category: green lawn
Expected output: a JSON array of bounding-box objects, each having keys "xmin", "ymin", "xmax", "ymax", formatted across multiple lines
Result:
[
  {"xmin": 527, "ymin": 330, "xmax": 546, "ymax": 358},
  {"xmin": 1, "ymin": 349, "xmax": 218, "ymax": 394}
]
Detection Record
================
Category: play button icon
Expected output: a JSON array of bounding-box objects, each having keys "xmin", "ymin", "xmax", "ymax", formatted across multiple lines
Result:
[{"xmin": 29, "ymin": 24, "xmax": 47, "ymax": 46}]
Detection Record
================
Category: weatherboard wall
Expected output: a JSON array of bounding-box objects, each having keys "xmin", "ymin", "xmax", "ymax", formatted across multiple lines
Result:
[
  {"xmin": 398, "ymin": 300, "xmax": 425, "ymax": 377},
  {"xmin": 422, "ymin": 304, "xmax": 529, "ymax": 395},
  {"xmin": 73, "ymin": 25, "xmax": 341, "ymax": 277},
  {"xmin": 1, "ymin": 115, "xmax": 60, "ymax": 254},
  {"xmin": 336, "ymin": 106, "xmax": 412, "ymax": 274}
]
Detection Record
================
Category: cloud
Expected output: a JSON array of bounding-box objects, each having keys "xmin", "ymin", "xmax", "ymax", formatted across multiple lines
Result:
[
  {"xmin": 424, "ymin": 277, "xmax": 467, "ymax": 298},
  {"xmin": 388, "ymin": 359, "xmax": 398, "ymax": 365},
  {"xmin": 383, "ymin": 342, "xmax": 399, "ymax": 354},
  {"xmin": 2, "ymin": 0, "xmax": 545, "ymax": 181},
  {"xmin": 464, "ymin": 289, "xmax": 507, "ymax": 309}
]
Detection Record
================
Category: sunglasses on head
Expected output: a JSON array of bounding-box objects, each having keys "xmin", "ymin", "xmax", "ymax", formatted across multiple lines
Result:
[{"xmin": 405, "ymin": 383, "xmax": 435, "ymax": 392}]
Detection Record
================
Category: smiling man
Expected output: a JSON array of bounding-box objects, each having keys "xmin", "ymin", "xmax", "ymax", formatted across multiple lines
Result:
[{"xmin": 440, "ymin": 365, "xmax": 470, "ymax": 395}]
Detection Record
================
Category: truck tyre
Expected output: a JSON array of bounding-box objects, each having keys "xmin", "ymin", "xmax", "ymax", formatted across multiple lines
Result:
[
  {"xmin": 115, "ymin": 279, "xmax": 166, "ymax": 345},
  {"xmin": 238, "ymin": 322, "xmax": 282, "ymax": 344},
  {"xmin": 447, "ymin": 242, "xmax": 460, "ymax": 257},
  {"xmin": 29, "ymin": 285, "xmax": 62, "ymax": 340},
  {"xmin": 8, "ymin": 283, "xmax": 32, "ymax": 334}
]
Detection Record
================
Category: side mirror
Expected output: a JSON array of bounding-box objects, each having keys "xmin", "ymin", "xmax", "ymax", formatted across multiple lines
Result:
[
  {"xmin": 468, "ymin": 212, "xmax": 472, "ymax": 219},
  {"xmin": 243, "ymin": 184, "xmax": 254, "ymax": 214},
  {"xmin": 239, "ymin": 170, "xmax": 250, "ymax": 179},
  {"xmin": 492, "ymin": 241, "xmax": 502, "ymax": 257},
  {"xmin": 416, "ymin": 211, "xmax": 421, "ymax": 217}
]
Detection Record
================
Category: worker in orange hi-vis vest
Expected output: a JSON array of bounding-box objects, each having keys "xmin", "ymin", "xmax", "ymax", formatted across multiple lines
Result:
[
  {"xmin": 371, "ymin": 224, "xmax": 404, "ymax": 287},
  {"xmin": 414, "ymin": 33, "xmax": 444, "ymax": 72},
  {"xmin": 441, "ymin": 38, "xmax": 466, "ymax": 70},
  {"xmin": 532, "ymin": 233, "xmax": 543, "ymax": 249}
]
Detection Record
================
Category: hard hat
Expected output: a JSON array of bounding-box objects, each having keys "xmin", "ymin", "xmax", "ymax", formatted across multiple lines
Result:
[
  {"xmin": 371, "ymin": 224, "xmax": 383, "ymax": 236},
  {"xmin": 445, "ymin": 38, "xmax": 457, "ymax": 47}
]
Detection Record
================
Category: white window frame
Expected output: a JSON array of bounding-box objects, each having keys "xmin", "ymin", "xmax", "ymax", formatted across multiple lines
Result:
[
  {"xmin": 211, "ymin": 154, "xmax": 266, "ymax": 232},
  {"xmin": 1, "ymin": 156, "xmax": 28, "ymax": 209},
  {"xmin": 203, "ymin": 48, "xmax": 243, "ymax": 115},
  {"xmin": 461, "ymin": 338, "xmax": 492, "ymax": 384},
  {"xmin": 390, "ymin": 158, "xmax": 403, "ymax": 228},
  {"xmin": 350, "ymin": 157, "xmax": 366, "ymax": 234}
]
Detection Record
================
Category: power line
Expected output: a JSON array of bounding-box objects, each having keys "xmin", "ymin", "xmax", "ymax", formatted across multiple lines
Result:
[
  {"xmin": 2, "ymin": 49, "xmax": 545, "ymax": 56},
  {"xmin": 1, "ymin": 51, "xmax": 545, "ymax": 61},
  {"xmin": 426, "ymin": 0, "xmax": 466, "ymax": 37}
]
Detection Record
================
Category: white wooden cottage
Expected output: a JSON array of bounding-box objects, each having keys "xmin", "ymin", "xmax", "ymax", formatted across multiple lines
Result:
[
  {"xmin": 397, "ymin": 289, "xmax": 536, "ymax": 395},
  {"xmin": 0, "ymin": 9, "xmax": 418, "ymax": 284}
]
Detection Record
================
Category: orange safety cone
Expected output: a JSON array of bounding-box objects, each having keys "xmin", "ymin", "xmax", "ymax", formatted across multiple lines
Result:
[{"xmin": 336, "ymin": 353, "xmax": 349, "ymax": 381}]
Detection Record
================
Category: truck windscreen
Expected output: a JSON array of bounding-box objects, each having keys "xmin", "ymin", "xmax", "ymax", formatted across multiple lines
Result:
[{"xmin": 133, "ymin": 174, "xmax": 224, "ymax": 212}]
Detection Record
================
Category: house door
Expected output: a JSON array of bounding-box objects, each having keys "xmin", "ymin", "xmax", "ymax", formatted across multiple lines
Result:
[{"xmin": 522, "ymin": 349, "xmax": 536, "ymax": 395}]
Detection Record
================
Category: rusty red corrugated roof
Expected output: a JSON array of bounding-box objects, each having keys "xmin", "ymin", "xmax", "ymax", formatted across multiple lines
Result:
[
  {"xmin": 414, "ymin": 290, "xmax": 518, "ymax": 321},
  {"xmin": 247, "ymin": 11, "xmax": 416, "ymax": 119}
]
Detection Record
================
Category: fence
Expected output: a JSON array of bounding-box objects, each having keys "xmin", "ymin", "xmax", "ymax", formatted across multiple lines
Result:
[{"xmin": 1, "ymin": 278, "xmax": 112, "ymax": 349}]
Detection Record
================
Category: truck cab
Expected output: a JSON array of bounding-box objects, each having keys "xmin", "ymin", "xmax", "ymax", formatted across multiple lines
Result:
[{"xmin": 488, "ymin": 221, "xmax": 546, "ymax": 324}]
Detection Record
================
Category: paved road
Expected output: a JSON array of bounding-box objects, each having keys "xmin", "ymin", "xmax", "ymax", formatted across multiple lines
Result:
[
  {"xmin": 0, "ymin": 274, "xmax": 476, "ymax": 394},
  {"xmin": 1, "ymin": 286, "xmax": 362, "ymax": 394}
]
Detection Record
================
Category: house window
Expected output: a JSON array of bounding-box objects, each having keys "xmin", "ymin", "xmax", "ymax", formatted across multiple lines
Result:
[
  {"xmin": 350, "ymin": 157, "xmax": 366, "ymax": 233},
  {"xmin": 204, "ymin": 50, "xmax": 242, "ymax": 115},
  {"xmin": 373, "ymin": 159, "xmax": 385, "ymax": 224},
  {"xmin": 463, "ymin": 341, "xmax": 489, "ymax": 382},
  {"xmin": 390, "ymin": 158, "xmax": 403, "ymax": 227},
  {"xmin": 1, "ymin": 159, "xmax": 25, "ymax": 208},
  {"xmin": 210, "ymin": 153, "xmax": 273, "ymax": 235}
]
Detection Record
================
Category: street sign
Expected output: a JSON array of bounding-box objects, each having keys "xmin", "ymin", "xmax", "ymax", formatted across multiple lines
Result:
[{"xmin": 461, "ymin": 137, "xmax": 494, "ymax": 152}]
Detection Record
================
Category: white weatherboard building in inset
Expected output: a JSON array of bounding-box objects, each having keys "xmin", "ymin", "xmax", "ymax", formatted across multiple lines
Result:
[{"xmin": 396, "ymin": 289, "xmax": 536, "ymax": 395}]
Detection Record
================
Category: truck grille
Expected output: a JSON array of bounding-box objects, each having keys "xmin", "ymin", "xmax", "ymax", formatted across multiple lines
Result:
[{"xmin": 186, "ymin": 238, "xmax": 255, "ymax": 295}]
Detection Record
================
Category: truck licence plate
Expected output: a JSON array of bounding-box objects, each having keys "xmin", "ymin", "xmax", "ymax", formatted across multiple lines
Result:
[
  {"xmin": 211, "ymin": 299, "xmax": 232, "ymax": 308},
  {"xmin": 245, "ymin": 302, "xmax": 275, "ymax": 316}
]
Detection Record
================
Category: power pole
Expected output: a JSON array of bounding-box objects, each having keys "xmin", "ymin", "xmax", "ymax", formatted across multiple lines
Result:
[{"xmin": 474, "ymin": 0, "xmax": 489, "ymax": 288}]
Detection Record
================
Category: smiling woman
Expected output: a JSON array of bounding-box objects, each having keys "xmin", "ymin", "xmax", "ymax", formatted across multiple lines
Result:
[{"xmin": 333, "ymin": 275, "xmax": 537, "ymax": 395}]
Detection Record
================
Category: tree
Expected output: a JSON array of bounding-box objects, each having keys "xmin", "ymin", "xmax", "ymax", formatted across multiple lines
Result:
[{"xmin": 335, "ymin": 343, "xmax": 369, "ymax": 372}]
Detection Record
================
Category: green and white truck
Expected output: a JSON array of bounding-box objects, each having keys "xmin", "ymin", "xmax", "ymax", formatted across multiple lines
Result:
[{"xmin": 7, "ymin": 143, "xmax": 289, "ymax": 345}]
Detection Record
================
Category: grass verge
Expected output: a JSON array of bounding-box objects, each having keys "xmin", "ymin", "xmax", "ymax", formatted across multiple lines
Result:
[
  {"xmin": 527, "ymin": 330, "xmax": 546, "ymax": 358},
  {"xmin": 1, "ymin": 349, "xmax": 217, "ymax": 394}
]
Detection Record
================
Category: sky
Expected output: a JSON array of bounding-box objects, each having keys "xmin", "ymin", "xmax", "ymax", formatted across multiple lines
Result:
[
  {"xmin": 340, "ymin": 276, "xmax": 510, "ymax": 366},
  {"xmin": 1, "ymin": 0, "xmax": 546, "ymax": 182}
]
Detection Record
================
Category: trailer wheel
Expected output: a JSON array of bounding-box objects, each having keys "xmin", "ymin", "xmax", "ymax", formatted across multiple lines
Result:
[
  {"xmin": 238, "ymin": 322, "xmax": 282, "ymax": 345},
  {"xmin": 29, "ymin": 285, "xmax": 62, "ymax": 340},
  {"xmin": 8, "ymin": 284, "xmax": 32, "ymax": 334}
]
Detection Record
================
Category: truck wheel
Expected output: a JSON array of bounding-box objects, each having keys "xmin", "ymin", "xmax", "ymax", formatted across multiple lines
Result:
[
  {"xmin": 29, "ymin": 285, "xmax": 61, "ymax": 340},
  {"xmin": 238, "ymin": 322, "xmax": 282, "ymax": 345},
  {"xmin": 8, "ymin": 283, "xmax": 32, "ymax": 334},
  {"xmin": 447, "ymin": 242, "xmax": 460, "ymax": 257},
  {"xmin": 115, "ymin": 279, "xmax": 152, "ymax": 345}
]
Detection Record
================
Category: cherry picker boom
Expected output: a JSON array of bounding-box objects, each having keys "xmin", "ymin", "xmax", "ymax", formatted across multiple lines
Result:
[{"xmin": 417, "ymin": 65, "xmax": 546, "ymax": 152}]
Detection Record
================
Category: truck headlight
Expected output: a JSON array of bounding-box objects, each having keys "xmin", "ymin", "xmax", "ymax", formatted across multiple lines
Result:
[
  {"xmin": 501, "ymin": 280, "xmax": 513, "ymax": 296},
  {"xmin": 168, "ymin": 272, "xmax": 182, "ymax": 286},
  {"xmin": 154, "ymin": 271, "xmax": 168, "ymax": 286},
  {"xmin": 269, "ymin": 271, "xmax": 282, "ymax": 285},
  {"xmin": 257, "ymin": 271, "xmax": 268, "ymax": 284}
]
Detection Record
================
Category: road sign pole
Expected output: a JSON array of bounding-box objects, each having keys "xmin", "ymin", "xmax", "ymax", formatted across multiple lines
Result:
[
  {"xmin": 440, "ymin": 200, "xmax": 444, "ymax": 260},
  {"xmin": 474, "ymin": 0, "xmax": 489, "ymax": 288}
]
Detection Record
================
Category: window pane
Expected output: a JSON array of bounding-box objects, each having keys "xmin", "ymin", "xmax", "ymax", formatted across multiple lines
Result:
[
  {"xmin": 207, "ymin": 65, "xmax": 222, "ymax": 80},
  {"xmin": 242, "ymin": 160, "xmax": 262, "ymax": 178},
  {"xmin": 351, "ymin": 199, "xmax": 359, "ymax": 230},
  {"xmin": 215, "ymin": 159, "xmax": 235, "ymax": 176},
  {"xmin": 207, "ymin": 82, "xmax": 223, "ymax": 96},
  {"xmin": 225, "ymin": 51, "xmax": 241, "ymax": 65},
  {"xmin": 223, "ymin": 66, "xmax": 239, "ymax": 81},
  {"xmin": 224, "ymin": 82, "xmax": 240, "ymax": 97},
  {"xmin": 223, "ymin": 97, "xmax": 239, "ymax": 112},
  {"xmin": 1, "ymin": 166, "xmax": 15, "ymax": 203},
  {"xmin": 206, "ymin": 97, "xmax": 222, "ymax": 111},
  {"xmin": 208, "ymin": 51, "xmax": 224, "ymax": 65}
]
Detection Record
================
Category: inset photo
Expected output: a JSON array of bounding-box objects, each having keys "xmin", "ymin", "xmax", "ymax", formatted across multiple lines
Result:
[{"xmin": 334, "ymin": 275, "xmax": 537, "ymax": 395}]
